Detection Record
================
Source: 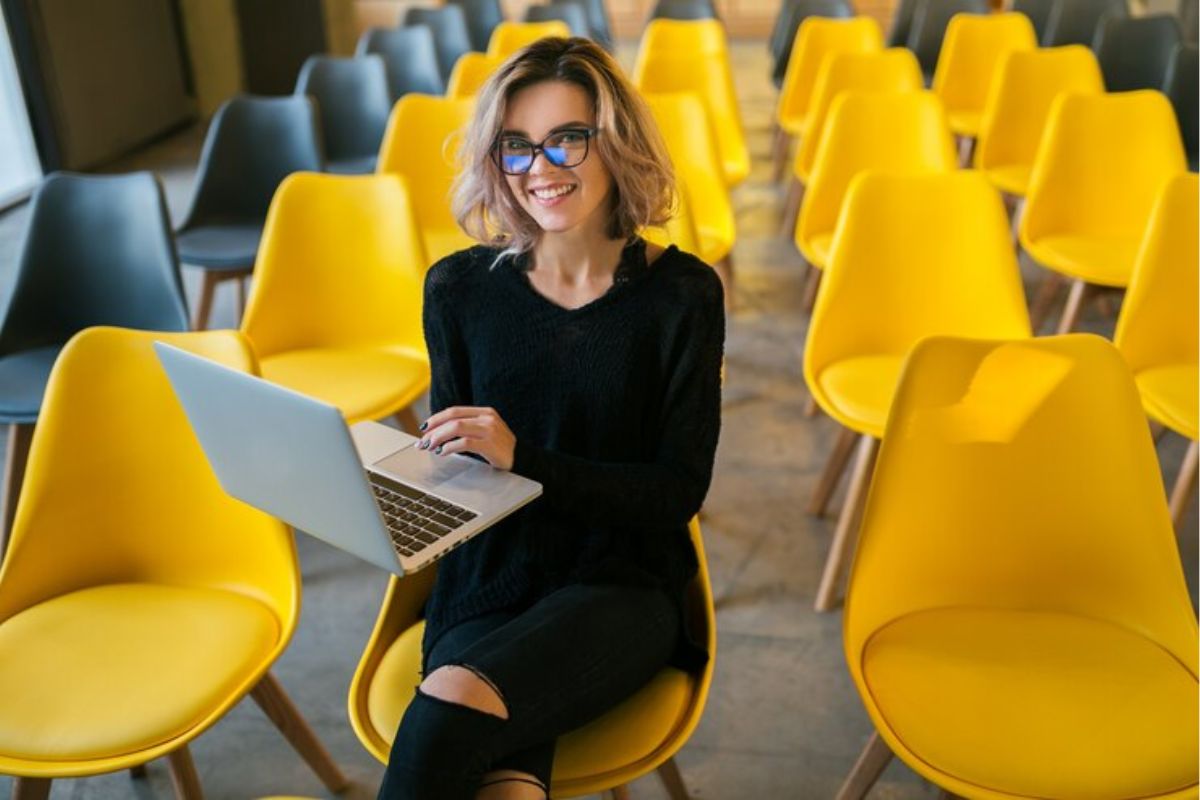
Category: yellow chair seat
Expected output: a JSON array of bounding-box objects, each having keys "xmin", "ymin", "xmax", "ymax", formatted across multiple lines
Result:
[
  {"xmin": 980, "ymin": 163, "xmax": 1031, "ymax": 197},
  {"xmin": 946, "ymin": 110, "xmax": 982, "ymax": 138},
  {"xmin": 814, "ymin": 354, "xmax": 903, "ymax": 437},
  {"xmin": 1023, "ymin": 233, "xmax": 1142, "ymax": 287},
  {"xmin": 0, "ymin": 583, "xmax": 278, "ymax": 762},
  {"xmin": 697, "ymin": 230, "xmax": 733, "ymax": 266},
  {"xmin": 423, "ymin": 227, "xmax": 477, "ymax": 267},
  {"xmin": 799, "ymin": 231, "xmax": 833, "ymax": 270},
  {"xmin": 863, "ymin": 607, "xmax": 1199, "ymax": 799},
  {"xmin": 366, "ymin": 621, "xmax": 697, "ymax": 784},
  {"xmin": 259, "ymin": 347, "xmax": 430, "ymax": 424},
  {"xmin": 1136, "ymin": 363, "xmax": 1200, "ymax": 441}
]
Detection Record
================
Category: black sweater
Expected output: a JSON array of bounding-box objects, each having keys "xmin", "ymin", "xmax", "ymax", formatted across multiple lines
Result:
[{"xmin": 420, "ymin": 240, "xmax": 725, "ymax": 671}]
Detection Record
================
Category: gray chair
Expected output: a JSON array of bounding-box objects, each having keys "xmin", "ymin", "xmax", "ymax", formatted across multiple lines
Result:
[
  {"xmin": 526, "ymin": 1, "xmax": 592, "ymax": 37},
  {"xmin": 1181, "ymin": 0, "xmax": 1198, "ymax": 43},
  {"xmin": 295, "ymin": 55, "xmax": 391, "ymax": 175},
  {"xmin": 0, "ymin": 171, "xmax": 190, "ymax": 542},
  {"xmin": 886, "ymin": 0, "xmax": 921, "ymax": 46},
  {"xmin": 448, "ymin": 0, "xmax": 506, "ymax": 52},
  {"xmin": 650, "ymin": 0, "xmax": 719, "ymax": 21},
  {"xmin": 1164, "ymin": 42, "xmax": 1198, "ymax": 170},
  {"xmin": 1013, "ymin": 0, "xmax": 1055, "ymax": 42},
  {"xmin": 1094, "ymin": 14, "xmax": 1183, "ymax": 92},
  {"xmin": 557, "ymin": 0, "xmax": 613, "ymax": 49},
  {"xmin": 1042, "ymin": 0, "xmax": 1126, "ymax": 47},
  {"xmin": 908, "ymin": 0, "xmax": 989, "ymax": 83},
  {"xmin": 405, "ymin": 6, "xmax": 473, "ymax": 85},
  {"xmin": 771, "ymin": 0, "xmax": 854, "ymax": 89},
  {"xmin": 175, "ymin": 95, "xmax": 323, "ymax": 331},
  {"xmin": 356, "ymin": 26, "xmax": 445, "ymax": 100}
]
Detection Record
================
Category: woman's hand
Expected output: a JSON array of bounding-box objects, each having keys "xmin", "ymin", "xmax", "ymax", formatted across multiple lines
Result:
[{"xmin": 418, "ymin": 406, "xmax": 516, "ymax": 471}]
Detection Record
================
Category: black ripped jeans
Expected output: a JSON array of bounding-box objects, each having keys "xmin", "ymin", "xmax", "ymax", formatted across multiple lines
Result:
[{"xmin": 377, "ymin": 583, "xmax": 679, "ymax": 799}]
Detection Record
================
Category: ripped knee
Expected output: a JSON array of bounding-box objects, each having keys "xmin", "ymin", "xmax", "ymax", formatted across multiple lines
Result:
[
  {"xmin": 420, "ymin": 664, "xmax": 509, "ymax": 720},
  {"xmin": 478, "ymin": 769, "xmax": 547, "ymax": 799}
]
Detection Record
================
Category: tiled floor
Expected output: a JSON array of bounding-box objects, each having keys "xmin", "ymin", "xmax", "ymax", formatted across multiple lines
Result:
[{"xmin": 0, "ymin": 40, "xmax": 1195, "ymax": 800}]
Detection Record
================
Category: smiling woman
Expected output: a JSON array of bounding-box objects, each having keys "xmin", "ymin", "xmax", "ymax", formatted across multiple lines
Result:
[{"xmin": 376, "ymin": 37, "xmax": 725, "ymax": 800}]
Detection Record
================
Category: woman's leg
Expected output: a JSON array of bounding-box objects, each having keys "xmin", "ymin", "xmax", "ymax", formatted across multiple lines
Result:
[{"xmin": 378, "ymin": 583, "xmax": 679, "ymax": 800}]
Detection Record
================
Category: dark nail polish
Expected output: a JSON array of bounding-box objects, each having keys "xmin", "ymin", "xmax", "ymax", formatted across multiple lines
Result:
[
  {"xmin": 419, "ymin": 440, "xmax": 428, "ymax": 450},
  {"xmin": 435, "ymin": 445, "xmax": 444, "ymax": 455},
  {"xmin": 419, "ymin": 421, "xmax": 428, "ymax": 432}
]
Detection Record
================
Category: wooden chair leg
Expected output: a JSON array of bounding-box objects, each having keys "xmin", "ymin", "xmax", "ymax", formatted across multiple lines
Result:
[
  {"xmin": 780, "ymin": 176, "xmax": 803, "ymax": 237},
  {"xmin": 802, "ymin": 263, "xmax": 822, "ymax": 314},
  {"xmin": 394, "ymin": 406, "xmax": 421, "ymax": 435},
  {"xmin": 235, "ymin": 275, "xmax": 248, "ymax": 322},
  {"xmin": 835, "ymin": 731, "xmax": 893, "ymax": 800},
  {"xmin": 771, "ymin": 128, "xmax": 791, "ymax": 183},
  {"xmin": 130, "ymin": 764, "xmax": 149, "ymax": 779},
  {"xmin": 608, "ymin": 786, "xmax": 632, "ymax": 800},
  {"xmin": 193, "ymin": 271, "xmax": 220, "ymax": 331},
  {"xmin": 1055, "ymin": 279, "xmax": 1089, "ymax": 335},
  {"xmin": 656, "ymin": 757, "xmax": 690, "ymax": 800},
  {"xmin": 251, "ymin": 671, "xmax": 349, "ymax": 792},
  {"xmin": 815, "ymin": 435, "xmax": 880, "ymax": 612},
  {"xmin": 2, "ymin": 422, "xmax": 34, "ymax": 557},
  {"xmin": 11, "ymin": 778, "xmax": 51, "ymax": 800},
  {"xmin": 803, "ymin": 394, "xmax": 820, "ymax": 418},
  {"xmin": 715, "ymin": 254, "xmax": 735, "ymax": 313},
  {"xmin": 808, "ymin": 425, "xmax": 858, "ymax": 517},
  {"xmin": 1170, "ymin": 440, "xmax": 1199, "ymax": 530},
  {"xmin": 1028, "ymin": 272, "xmax": 1065, "ymax": 334},
  {"xmin": 167, "ymin": 745, "xmax": 204, "ymax": 800}
]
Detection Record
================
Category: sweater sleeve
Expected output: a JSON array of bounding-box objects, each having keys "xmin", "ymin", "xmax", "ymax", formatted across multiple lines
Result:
[
  {"xmin": 511, "ymin": 270, "xmax": 725, "ymax": 532},
  {"xmin": 423, "ymin": 262, "xmax": 472, "ymax": 414}
]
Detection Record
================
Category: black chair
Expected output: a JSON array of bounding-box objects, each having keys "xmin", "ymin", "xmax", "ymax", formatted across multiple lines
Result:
[
  {"xmin": 404, "ymin": 6, "xmax": 473, "ymax": 85},
  {"xmin": 1181, "ymin": 0, "xmax": 1198, "ymax": 43},
  {"xmin": 448, "ymin": 0, "xmax": 506, "ymax": 52},
  {"xmin": 886, "ymin": 0, "xmax": 921, "ymax": 46},
  {"xmin": 0, "ymin": 171, "xmax": 190, "ymax": 542},
  {"xmin": 557, "ymin": 0, "xmax": 613, "ymax": 49},
  {"xmin": 1094, "ymin": 14, "xmax": 1183, "ymax": 92},
  {"xmin": 175, "ymin": 95, "xmax": 323, "ymax": 331},
  {"xmin": 650, "ymin": 0, "xmax": 719, "ymax": 22},
  {"xmin": 356, "ymin": 26, "xmax": 445, "ymax": 100},
  {"xmin": 295, "ymin": 55, "xmax": 390, "ymax": 175},
  {"xmin": 1013, "ymin": 0, "xmax": 1055, "ymax": 42},
  {"xmin": 1164, "ymin": 43, "xmax": 1198, "ymax": 170},
  {"xmin": 908, "ymin": 0, "xmax": 989, "ymax": 83},
  {"xmin": 525, "ymin": 1, "xmax": 592, "ymax": 37},
  {"xmin": 1042, "ymin": 0, "xmax": 1126, "ymax": 47},
  {"xmin": 771, "ymin": 0, "xmax": 854, "ymax": 89}
]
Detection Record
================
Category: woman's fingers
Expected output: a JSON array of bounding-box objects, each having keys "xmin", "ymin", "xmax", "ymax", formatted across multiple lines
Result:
[
  {"xmin": 419, "ymin": 417, "xmax": 486, "ymax": 450},
  {"xmin": 421, "ymin": 405, "xmax": 495, "ymax": 433}
]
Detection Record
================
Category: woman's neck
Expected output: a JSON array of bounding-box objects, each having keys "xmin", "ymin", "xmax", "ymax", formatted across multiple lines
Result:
[{"xmin": 530, "ymin": 217, "xmax": 626, "ymax": 287}]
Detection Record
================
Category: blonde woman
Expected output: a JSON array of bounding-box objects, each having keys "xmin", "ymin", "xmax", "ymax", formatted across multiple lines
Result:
[{"xmin": 379, "ymin": 37, "xmax": 724, "ymax": 800}]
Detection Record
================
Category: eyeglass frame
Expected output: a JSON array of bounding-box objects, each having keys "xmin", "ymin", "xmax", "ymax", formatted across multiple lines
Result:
[{"xmin": 492, "ymin": 127, "xmax": 601, "ymax": 175}]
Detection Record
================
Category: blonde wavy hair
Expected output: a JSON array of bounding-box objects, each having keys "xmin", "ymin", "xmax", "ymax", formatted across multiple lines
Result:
[{"xmin": 452, "ymin": 37, "xmax": 676, "ymax": 257}]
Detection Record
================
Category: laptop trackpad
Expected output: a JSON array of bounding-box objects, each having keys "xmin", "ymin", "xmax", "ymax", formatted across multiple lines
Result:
[{"xmin": 373, "ymin": 443, "xmax": 474, "ymax": 490}]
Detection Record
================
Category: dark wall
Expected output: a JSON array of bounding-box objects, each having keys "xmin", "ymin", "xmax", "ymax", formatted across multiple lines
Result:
[{"xmin": 236, "ymin": 0, "xmax": 326, "ymax": 96}]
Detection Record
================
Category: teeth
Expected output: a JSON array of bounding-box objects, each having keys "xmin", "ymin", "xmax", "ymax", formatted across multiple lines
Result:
[{"xmin": 532, "ymin": 185, "xmax": 575, "ymax": 199}]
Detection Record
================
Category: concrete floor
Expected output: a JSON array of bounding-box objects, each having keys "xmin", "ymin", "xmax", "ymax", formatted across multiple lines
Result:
[{"xmin": 0, "ymin": 41, "xmax": 1196, "ymax": 800}]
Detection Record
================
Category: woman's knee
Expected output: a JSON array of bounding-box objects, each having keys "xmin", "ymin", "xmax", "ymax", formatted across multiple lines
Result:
[{"xmin": 420, "ymin": 664, "xmax": 509, "ymax": 720}]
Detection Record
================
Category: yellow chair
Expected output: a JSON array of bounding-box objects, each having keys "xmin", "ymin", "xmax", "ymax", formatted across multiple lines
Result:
[
  {"xmin": 643, "ymin": 91, "xmax": 737, "ymax": 295},
  {"xmin": 931, "ymin": 12, "xmax": 1037, "ymax": 139},
  {"xmin": 782, "ymin": 48, "xmax": 923, "ymax": 222},
  {"xmin": 1114, "ymin": 173, "xmax": 1199, "ymax": 531},
  {"xmin": 347, "ymin": 520, "xmax": 716, "ymax": 799},
  {"xmin": 486, "ymin": 20, "xmax": 572, "ymax": 58},
  {"xmin": 772, "ymin": 16, "xmax": 883, "ymax": 181},
  {"xmin": 0, "ymin": 327, "xmax": 346, "ymax": 796},
  {"xmin": 377, "ymin": 93, "xmax": 477, "ymax": 266},
  {"xmin": 804, "ymin": 171, "xmax": 1030, "ymax": 611},
  {"xmin": 973, "ymin": 45, "xmax": 1104, "ymax": 197},
  {"xmin": 1019, "ymin": 90, "xmax": 1188, "ymax": 334},
  {"xmin": 447, "ymin": 52, "xmax": 505, "ymax": 98},
  {"xmin": 635, "ymin": 17, "xmax": 728, "ymax": 59},
  {"xmin": 794, "ymin": 90, "xmax": 956, "ymax": 272},
  {"xmin": 839, "ymin": 334, "xmax": 1198, "ymax": 800},
  {"xmin": 240, "ymin": 173, "xmax": 430, "ymax": 432},
  {"xmin": 634, "ymin": 27, "xmax": 750, "ymax": 188},
  {"xmin": 643, "ymin": 182, "xmax": 702, "ymax": 255}
]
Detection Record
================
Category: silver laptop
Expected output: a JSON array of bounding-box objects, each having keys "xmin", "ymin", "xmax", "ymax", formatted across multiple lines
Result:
[{"xmin": 154, "ymin": 342, "xmax": 542, "ymax": 575}]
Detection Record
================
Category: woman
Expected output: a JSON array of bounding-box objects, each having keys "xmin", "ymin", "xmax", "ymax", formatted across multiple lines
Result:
[{"xmin": 379, "ymin": 37, "xmax": 724, "ymax": 800}]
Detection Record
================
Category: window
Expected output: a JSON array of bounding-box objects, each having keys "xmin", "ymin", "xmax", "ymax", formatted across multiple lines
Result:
[{"xmin": 0, "ymin": 3, "xmax": 41, "ymax": 210}]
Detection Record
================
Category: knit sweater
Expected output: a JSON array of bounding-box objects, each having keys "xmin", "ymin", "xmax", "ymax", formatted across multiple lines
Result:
[{"xmin": 420, "ymin": 239, "xmax": 725, "ymax": 672}]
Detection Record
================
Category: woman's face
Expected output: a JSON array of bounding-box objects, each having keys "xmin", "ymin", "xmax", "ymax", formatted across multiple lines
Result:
[{"xmin": 498, "ymin": 80, "xmax": 613, "ymax": 237}]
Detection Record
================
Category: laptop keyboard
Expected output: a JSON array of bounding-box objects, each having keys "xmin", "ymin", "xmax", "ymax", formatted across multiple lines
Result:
[{"xmin": 368, "ymin": 472, "xmax": 478, "ymax": 558}]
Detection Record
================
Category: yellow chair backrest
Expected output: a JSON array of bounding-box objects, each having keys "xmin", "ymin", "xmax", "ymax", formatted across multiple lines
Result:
[
  {"xmin": 795, "ymin": 48, "xmax": 924, "ymax": 184},
  {"xmin": 805, "ymin": 171, "xmax": 1031, "ymax": 422},
  {"xmin": 0, "ymin": 327, "xmax": 297, "ymax": 628},
  {"xmin": 635, "ymin": 18, "xmax": 728, "ymax": 67},
  {"xmin": 642, "ymin": 91, "xmax": 736, "ymax": 264},
  {"xmin": 795, "ymin": 90, "xmax": 957, "ymax": 265},
  {"xmin": 1021, "ymin": 90, "xmax": 1187, "ymax": 243},
  {"xmin": 973, "ymin": 45, "xmax": 1104, "ymax": 186},
  {"xmin": 776, "ymin": 16, "xmax": 883, "ymax": 132},
  {"xmin": 377, "ymin": 94, "xmax": 477, "ymax": 264},
  {"xmin": 447, "ymin": 52, "xmax": 505, "ymax": 98},
  {"xmin": 347, "ymin": 519, "xmax": 717, "ymax": 796},
  {"xmin": 642, "ymin": 182, "xmax": 701, "ymax": 254},
  {"xmin": 932, "ymin": 12, "xmax": 1037, "ymax": 127},
  {"xmin": 240, "ymin": 173, "xmax": 426, "ymax": 363},
  {"xmin": 486, "ymin": 20, "xmax": 571, "ymax": 58},
  {"xmin": 1114, "ymin": 172, "xmax": 1199, "ymax": 435}
]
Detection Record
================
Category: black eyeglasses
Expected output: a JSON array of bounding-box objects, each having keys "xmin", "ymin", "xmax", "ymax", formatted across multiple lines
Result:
[{"xmin": 493, "ymin": 127, "xmax": 599, "ymax": 175}]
